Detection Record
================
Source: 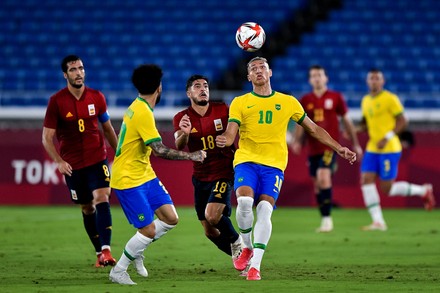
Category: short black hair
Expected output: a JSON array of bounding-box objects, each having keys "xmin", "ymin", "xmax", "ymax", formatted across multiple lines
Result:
[
  {"xmin": 368, "ymin": 68, "xmax": 382, "ymax": 74},
  {"xmin": 131, "ymin": 64, "xmax": 163, "ymax": 95},
  {"xmin": 186, "ymin": 74, "xmax": 209, "ymax": 91},
  {"xmin": 309, "ymin": 64, "xmax": 326, "ymax": 76},
  {"xmin": 61, "ymin": 55, "xmax": 81, "ymax": 72}
]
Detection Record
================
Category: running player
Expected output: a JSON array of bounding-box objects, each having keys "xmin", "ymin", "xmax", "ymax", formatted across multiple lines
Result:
[
  {"xmin": 216, "ymin": 57, "xmax": 356, "ymax": 280},
  {"xmin": 109, "ymin": 64, "xmax": 206, "ymax": 285},
  {"xmin": 173, "ymin": 74, "xmax": 241, "ymax": 264},
  {"xmin": 359, "ymin": 68, "xmax": 435, "ymax": 231}
]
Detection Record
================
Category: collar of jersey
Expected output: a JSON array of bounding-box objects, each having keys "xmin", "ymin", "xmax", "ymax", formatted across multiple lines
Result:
[
  {"xmin": 136, "ymin": 97, "xmax": 154, "ymax": 111},
  {"xmin": 251, "ymin": 90, "xmax": 275, "ymax": 98}
]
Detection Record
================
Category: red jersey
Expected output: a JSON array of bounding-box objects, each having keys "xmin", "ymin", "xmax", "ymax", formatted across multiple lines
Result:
[
  {"xmin": 43, "ymin": 86, "xmax": 109, "ymax": 169},
  {"xmin": 173, "ymin": 102, "xmax": 235, "ymax": 182},
  {"xmin": 300, "ymin": 90, "xmax": 348, "ymax": 156}
]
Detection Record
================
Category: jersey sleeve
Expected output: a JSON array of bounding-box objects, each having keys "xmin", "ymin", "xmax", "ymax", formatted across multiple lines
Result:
[
  {"xmin": 172, "ymin": 111, "xmax": 185, "ymax": 132},
  {"xmin": 228, "ymin": 97, "xmax": 242, "ymax": 125},
  {"xmin": 43, "ymin": 96, "xmax": 58, "ymax": 129},
  {"xmin": 336, "ymin": 93, "xmax": 349, "ymax": 116},
  {"xmin": 136, "ymin": 108, "xmax": 162, "ymax": 145},
  {"xmin": 290, "ymin": 96, "xmax": 306, "ymax": 123},
  {"xmin": 96, "ymin": 91, "xmax": 110, "ymax": 123},
  {"xmin": 389, "ymin": 94, "xmax": 404, "ymax": 116}
]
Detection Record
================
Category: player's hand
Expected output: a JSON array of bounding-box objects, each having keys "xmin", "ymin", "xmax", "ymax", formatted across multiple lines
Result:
[
  {"xmin": 190, "ymin": 150, "xmax": 206, "ymax": 162},
  {"xmin": 353, "ymin": 144, "xmax": 364, "ymax": 161},
  {"xmin": 337, "ymin": 147, "xmax": 357, "ymax": 165},
  {"xmin": 215, "ymin": 135, "xmax": 227, "ymax": 148},
  {"xmin": 179, "ymin": 114, "xmax": 192, "ymax": 135},
  {"xmin": 290, "ymin": 141, "xmax": 302, "ymax": 155},
  {"xmin": 377, "ymin": 138, "xmax": 387, "ymax": 150},
  {"xmin": 58, "ymin": 161, "xmax": 73, "ymax": 176}
]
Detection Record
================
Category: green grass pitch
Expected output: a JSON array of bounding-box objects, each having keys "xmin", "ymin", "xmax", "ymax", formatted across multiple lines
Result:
[{"xmin": 0, "ymin": 206, "xmax": 438, "ymax": 292}]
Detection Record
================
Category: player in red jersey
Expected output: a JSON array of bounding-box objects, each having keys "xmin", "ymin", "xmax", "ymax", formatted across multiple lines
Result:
[
  {"xmin": 42, "ymin": 55, "xmax": 119, "ymax": 267},
  {"xmin": 291, "ymin": 65, "xmax": 362, "ymax": 232},
  {"xmin": 173, "ymin": 75, "xmax": 242, "ymax": 265}
]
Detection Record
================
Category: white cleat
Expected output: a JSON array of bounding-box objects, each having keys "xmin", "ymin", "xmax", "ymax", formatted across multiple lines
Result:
[
  {"xmin": 133, "ymin": 255, "xmax": 148, "ymax": 277},
  {"xmin": 362, "ymin": 222, "xmax": 387, "ymax": 231},
  {"xmin": 109, "ymin": 267, "xmax": 137, "ymax": 285},
  {"xmin": 231, "ymin": 237, "xmax": 242, "ymax": 266},
  {"xmin": 316, "ymin": 216, "xmax": 333, "ymax": 233}
]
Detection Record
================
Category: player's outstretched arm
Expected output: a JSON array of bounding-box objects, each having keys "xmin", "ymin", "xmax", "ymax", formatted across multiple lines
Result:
[
  {"xmin": 300, "ymin": 116, "xmax": 356, "ymax": 164},
  {"xmin": 150, "ymin": 141, "xmax": 206, "ymax": 162},
  {"xmin": 216, "ymin": 121, "xmax": 239, "ymax": 148}
]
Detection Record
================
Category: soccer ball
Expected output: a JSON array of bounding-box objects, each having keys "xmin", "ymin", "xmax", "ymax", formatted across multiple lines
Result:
[{"xmin": 235, "ymin": 22, "xmax": 266, "ymax": 52}]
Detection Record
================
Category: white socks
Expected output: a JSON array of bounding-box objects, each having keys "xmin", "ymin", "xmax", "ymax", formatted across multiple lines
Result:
[
  {"xmin": 361, "ymin": 183, "xmax": 385, "ymax": 224},
  {"xmin": 250, "ymin": 200, "xmax": 273, "ymax": 271},
  {"xmin": 389, "ymin": 181, "xmax": 426, "ymax": 197},
  {"xmin": 236, "ymin": 196, "xmax": 254, "ymax": 249},
  {"xmin": 116, "ymin": 219, "xmax": 176, "ymax": 272},
  {"xmin": 117, "ymin": 231, "xmax": 153, "ymax": 271}
]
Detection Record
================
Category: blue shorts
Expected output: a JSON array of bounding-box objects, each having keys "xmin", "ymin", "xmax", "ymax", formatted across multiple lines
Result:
[
  {"xmin": 113, "ymin": 178, "xmax": 173, "ymax": 229},
  {"xmin": 361, "ymin": 152, "xmax": 401, "ymax": 180},
  {"xmin": 234, "ymin": 162, "xmax": 284, "ymax": 202}
]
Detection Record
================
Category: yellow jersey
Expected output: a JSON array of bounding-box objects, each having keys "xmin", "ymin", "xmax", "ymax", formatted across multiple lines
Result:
[
  {"xmin": 361, "ymin": 90, "xmax": 404, "ymax": 153},
  {"xmin": 111, "ymin": 98, "xmax": 161, "ymax": 189},
  {"xmin": 229, "ymin": 91, "xmax": 306, "ymax": 171}
]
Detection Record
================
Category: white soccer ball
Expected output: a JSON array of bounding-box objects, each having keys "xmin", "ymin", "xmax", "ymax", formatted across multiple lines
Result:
[{"xmin": 235, "ymin": 22, "xmax": 266, "ymax": 52}]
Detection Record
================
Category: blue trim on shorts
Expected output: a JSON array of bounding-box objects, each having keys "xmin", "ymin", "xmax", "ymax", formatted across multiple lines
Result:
[
  {"xmin": 361, "ymin": 151, "xmax": 401, "ymax": 180},
  {"xmin": 234, "ymin": 162, "xmax": 284, "ymax": 202},
  {"xmin": 114, "ymin": 178, "xmax": 173, "ymax": 229}
]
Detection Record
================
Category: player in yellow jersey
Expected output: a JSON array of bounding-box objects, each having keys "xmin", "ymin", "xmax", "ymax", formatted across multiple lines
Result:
[
  {"xmin": 109, "ymin": 64, "xmax": 206, "ymax": 285},
  {"xmin": 215, "ymin": 57, "xmax": 357, "ymax": 281},
  {"xmin": 359, "ymin": 69, "xmax": 435, "ymax": 231}
]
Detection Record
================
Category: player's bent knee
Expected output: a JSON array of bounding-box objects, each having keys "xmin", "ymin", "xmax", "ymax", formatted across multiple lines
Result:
[
  {"xmin": 205, "ymin": 213, "xmax": 221, "ymax": 226},
  {"xmin": 138, "ymin": 224, "xmax": 156, "ymax": 239}
]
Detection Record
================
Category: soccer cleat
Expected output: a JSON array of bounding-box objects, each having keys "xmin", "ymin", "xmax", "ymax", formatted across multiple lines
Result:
[
  {"xmin": 239, "ymin": 264, "xmax": 250, "ymax": 277},
  {"xmin": 95, "ymin": 253, "xmax": 104, "ymax": 268},
  {"xmin": 362, "ymin": 222, "xmax": 387, "ymax": 231},
  {"xmin": 233, "ymin": 247, "xmax": 253, "ymax": 271},
  {"xmin": 246, "ymin": 267, "xmax": 261, "ymax": 281},
  {"xmin": 100, "ymin": 248, "xmax": 117, "ymax": 266},
  {"xmin": 422, "ymin": 184, "xmax": 435, "ymax": 211},
  {"xmin": 316, "ymin": 217, "xmax": 333, "ymax": 233},
  {"xmin": 133, "ymin": 255, "xmax": 148, "ymax": 277},
  {"xmin": 231, "ymin": 238, "xmax": 242, "ymax": 266},
  {"xmin": 109, "ymin": 267, "xmax": 137, "ymax": 285}
]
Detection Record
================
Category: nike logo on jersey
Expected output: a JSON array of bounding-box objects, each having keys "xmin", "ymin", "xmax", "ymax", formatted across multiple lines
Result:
[
  {"xmin": 66, "ymin": 112, "xmax": 73, "ymax": 118},
  {"xmin": 247, "ymin": 105, "xmax": 256, "ymax": 108},
  {"xmin": 191, "ymin": 128, "xmax": 198, "ymax": 133}
]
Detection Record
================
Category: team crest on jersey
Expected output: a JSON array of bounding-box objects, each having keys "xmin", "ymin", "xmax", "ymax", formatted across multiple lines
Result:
[
  {"xmin": 214, "ymin": 119, "xmax": 223, "ymax": 131},
  {"xmin": 88, "ymin": 104, "xmax": 96, "ymax": 116},
  {"xmin": 324, "ymin": 99, "xmax": 333, "ymax": 109},
  {"xmin": 138, "ymin": 214, "xmax": 145, "ymax": 221},
  {"xmin": 275, "ymin": 104, "xmax": 281, "ymax": 110},
  {"xmin": 306, "ymin": 103, "xmax": 314, "ymax": 110}
]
